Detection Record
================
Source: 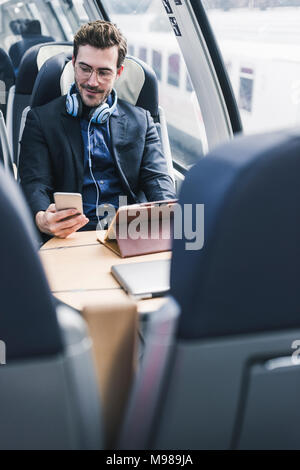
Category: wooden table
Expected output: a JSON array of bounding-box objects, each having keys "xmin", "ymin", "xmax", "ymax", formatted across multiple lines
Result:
[
  {"xmin": 40, "ymin": 230, "xmax": 172, "ymax": 445},
  {"xmin": 40, "ymin": 230, "xmax": 171, "ymax": 314}
]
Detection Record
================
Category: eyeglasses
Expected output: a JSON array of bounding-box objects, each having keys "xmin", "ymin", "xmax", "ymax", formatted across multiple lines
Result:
[{"xmin": 75, "ymin": 63, "xmax": 115, "ymax": 82}]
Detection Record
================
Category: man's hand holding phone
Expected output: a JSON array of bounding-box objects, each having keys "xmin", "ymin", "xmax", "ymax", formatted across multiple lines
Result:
[{"xmin": 35, "ymin": 193, "xmax": 89, "ymax": 238}]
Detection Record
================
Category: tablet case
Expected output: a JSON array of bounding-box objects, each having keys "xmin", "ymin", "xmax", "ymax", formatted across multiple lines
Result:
[{"xmin": 97, "ymin": 199, "xmax": 178, "ymax": 258}]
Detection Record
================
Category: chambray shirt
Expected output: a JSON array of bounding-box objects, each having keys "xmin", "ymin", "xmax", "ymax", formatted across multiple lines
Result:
[{"xmin": 80, "ymin": 95, "xmax": 124, "ymax": 229}]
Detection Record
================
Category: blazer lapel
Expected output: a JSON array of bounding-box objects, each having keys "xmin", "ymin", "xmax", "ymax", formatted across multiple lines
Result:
[
  {"xmin": 110, "ymin": 106, "xmax": 127, "ymax": 149},
  {"xmin": 61, "ymin": 111, "xmax": 84, "ymax": 188},
  {"xmin": 110, "ymin": 108, "xmax": 136, "ymax": 200}
]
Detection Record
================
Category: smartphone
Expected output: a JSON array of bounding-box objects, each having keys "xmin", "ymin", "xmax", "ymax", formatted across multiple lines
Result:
[{"xmin": 54, "ymin": 192, "xmax": 83, "ymax": 214}]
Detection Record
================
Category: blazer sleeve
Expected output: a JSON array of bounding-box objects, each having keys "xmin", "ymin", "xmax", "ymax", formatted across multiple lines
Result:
[
  {"xmin": 139, "ymin": 110, "xmax": 176, "ymax": 202},
  {"xmin": 19, "ymin": 108, "xmax": 54, "ymax": 218}
]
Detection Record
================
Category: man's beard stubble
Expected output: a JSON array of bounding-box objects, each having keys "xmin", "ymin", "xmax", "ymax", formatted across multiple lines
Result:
[{"xmin": 78, "ymin": 81, "xmax": 111, "ymax": 108}]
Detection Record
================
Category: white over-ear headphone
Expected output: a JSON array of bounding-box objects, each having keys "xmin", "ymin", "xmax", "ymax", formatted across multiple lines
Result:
[{"xmin": 66, "ymin": 83, "xmax": 118, "ymax": 124}]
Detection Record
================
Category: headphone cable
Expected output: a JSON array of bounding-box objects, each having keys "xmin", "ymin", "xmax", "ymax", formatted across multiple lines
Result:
[{"xmin": 87, "ymin": 117, "xmax": 101, "ymax": 230}]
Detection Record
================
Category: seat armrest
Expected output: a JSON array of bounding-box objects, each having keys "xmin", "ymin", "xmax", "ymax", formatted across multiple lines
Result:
[
  {"xmin": 118, "ymin": 296, "xmax": 180, "ymax": 449},
  {"xmin": 56, "ymin": 303, "xmax": 91, "ymax": 351}
]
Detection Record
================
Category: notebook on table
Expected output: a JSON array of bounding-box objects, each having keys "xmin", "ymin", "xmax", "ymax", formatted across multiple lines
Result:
[{"xmin": 111, "ymin": 259, "xmax": 171, "ymax": 300}]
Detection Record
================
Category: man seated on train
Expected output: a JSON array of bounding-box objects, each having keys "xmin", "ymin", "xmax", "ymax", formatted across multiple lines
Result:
[{"xmin": 19, "ymin": 20, "xmax": 175, "ymax": 239}]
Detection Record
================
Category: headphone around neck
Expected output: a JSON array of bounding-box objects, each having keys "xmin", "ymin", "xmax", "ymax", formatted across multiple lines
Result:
[{"xmin": 66, "ymin": 83, "xmax": 117, "ymax": 124}]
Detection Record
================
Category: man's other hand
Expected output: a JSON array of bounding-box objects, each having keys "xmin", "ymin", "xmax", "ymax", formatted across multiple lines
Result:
[{"xmin": 35, "ymin": 203, "xmax": 89, "ymax": 238}]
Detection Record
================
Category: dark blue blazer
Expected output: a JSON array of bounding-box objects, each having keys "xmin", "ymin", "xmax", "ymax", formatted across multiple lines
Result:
[{"xmin": 19, "ymin": 95, "xmax": 176, "ymax": 218}]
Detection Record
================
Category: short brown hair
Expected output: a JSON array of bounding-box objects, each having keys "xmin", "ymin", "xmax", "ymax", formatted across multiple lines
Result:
[{"xmin": 73, "ymin": 20, "xmax": 127, "ymax": 69}]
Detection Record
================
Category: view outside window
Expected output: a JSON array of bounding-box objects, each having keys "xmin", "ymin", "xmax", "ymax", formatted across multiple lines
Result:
[
  {"xmin": 0, "ymin": 0, "xmax": 88, "ymax": 118},
  {"xmin": 0, "ymin": 0, "xmax": 89, "ymax": 53},
  {"xmin": 239, "ymin": 67, "xmax": 254, "ymax": 112},
  {"xmin": 203, "ymin": 0, "xmax": 300, "ymax": 134},
  {"xmin": 128, "ymin": 44, "xmax": 135, "ymax": 56},
  {"xmin": 186, "ymin": 73, "xmax": 193, "ymax": 93},
  {"xmin": 138, "ymin": 46, "xmax": 147, "ymax": 62},
  {"xmin": 102, "ymin": 0, "xmax": 207, "ymax": 170},
  {"xmin": 152, "ymin": 50, "xmax": 162, "ymax": 81},
  {"xmin": 168, "ymin": 53, "xmax": 180, "ymax": 87}
]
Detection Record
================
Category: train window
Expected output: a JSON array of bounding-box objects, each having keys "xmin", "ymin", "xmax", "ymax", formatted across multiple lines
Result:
[
  {"xmin": 0, "ymin": 0, "xmax": 90, "ymax": 53},
  {"xmin": 186, "ymin": 73, "xmax": 193, "ymax": 93},
  {"xmin": 138, "ymin": 46, "xmax": 147, "ymax": 63},
  {"xmin": 167, "ymin": 53, "xmax": 180, "ymax": 87},
  {"xmin": 239, "ymin": 67, "xmax": 254, "ymax": 113},
  {"xmin": 204, "ymin": 0, "xmax": 300, "ymax": 134},
  {"xmin": 101, "ymin": 0, "xmax": 208, "ymax": 171},
  {"xmin": 152, "ymin": 50, "xmax": 162, "ymax": 81},
  {"xmin": 225, "ymin": 61, "xmax": 232, "ymax": 76},
  {"xmin": 128, "ymin": 44, "xmax": 135, "ymax": 56}
]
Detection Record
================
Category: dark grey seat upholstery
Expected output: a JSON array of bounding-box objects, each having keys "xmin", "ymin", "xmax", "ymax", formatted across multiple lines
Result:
[
  {"xmin": 9, "ymin": 19, "xmax": 55, "ymax": 72},
  {"xmin": 6, "ymin": 42, "xmax": 72, "ymax": 163},
  {"xmin": 172, "ymin": 129, "xmax": 300, "ymax": 340},
  {"xmin": 0, "ymin": 48, "xmax": 15, "ymax": 119},
  {"xmin": 0, "ymin": 164, "xmax": 102, "ymax": 449},
  {"xmin": 0, "ymin": 110, "xmax": 13, "ymax": 174},
  {"xmin": 119, "ymin": 128, "xmax": 300, "ymax": 450}
]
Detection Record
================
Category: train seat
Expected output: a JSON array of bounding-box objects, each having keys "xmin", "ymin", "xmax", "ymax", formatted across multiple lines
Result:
[
  {"xmin": 0, "ymin": 48, "xmax": 15, "ymax": 121},
  {"xmin": 119, "ymin": 128, "xmax": 300, "ymax": 449},
  {"xmin": 0, "ymin": 110, "xmax": 13, "ymax": 174},
  {"xmin": 8, "ymin": 19, "xmax": 55, "ymax": 73},
  {"xmin": 0, "ymin": 165, "xmax": 102, "ymax": 449},
  {"xmin": 6, "ymin": 42, "xmax": 72, "ymax": 164},
  {"xmin": 25, "ymin": 52, "xmax": 174, "ymax": 182}
]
